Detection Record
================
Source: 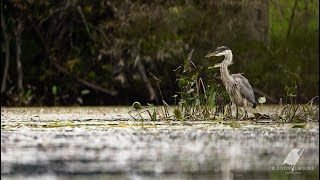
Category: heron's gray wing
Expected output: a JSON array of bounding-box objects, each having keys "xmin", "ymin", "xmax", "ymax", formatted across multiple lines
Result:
[{"xmin": 231, "ymin": 73, "xmax": 256, "ymax": 104}]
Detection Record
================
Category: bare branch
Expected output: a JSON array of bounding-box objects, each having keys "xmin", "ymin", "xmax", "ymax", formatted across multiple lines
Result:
[
  {"xmin": 77, "ymin": 5, "xmax": 93, "ymax": 39},
  {"xmin": 136, "ymin": 56, "xmax": 159, "ymax": 103},
  {"xmin": 51, "ymin": 61, "xmax": 118, "ymax": 96}
]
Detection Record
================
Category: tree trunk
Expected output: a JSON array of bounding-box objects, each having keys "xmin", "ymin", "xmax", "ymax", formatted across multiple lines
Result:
[
  {"xmin": 1, "ymin": 12, "xmax": 10, "ymax": 93},
  {"xmin": 15, "ymin": 17, "xmax": 24, "ymax": 92},
  {"xmin": 287, "ymin": 0, "xmax": 298, "ymax": 39},
  {"xmin": 256, "ymin": 0, "xmax": 269, "ymax": 43},
  {"xmin": 303, "ymin": 0, "xmax": 310, "ymax": 33}
]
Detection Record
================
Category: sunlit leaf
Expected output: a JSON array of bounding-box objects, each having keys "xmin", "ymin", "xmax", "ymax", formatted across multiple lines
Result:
[
  {"xmin": 173, "ymin": 108, "xmax": 182, "ymax": 120},
  {"xmin": 66, "ymin": 58, "xmax": 80, "ymax": 71},
  {"xmin": 258, "ymin": 96, "xmax": 266, "ymax": 104},
  {"xmin": 151, "ymin": 109, "xmax": 157, "ymax": 121},
  {"xmin": 81, "ymin": 89, "xmax": 90, "ymax": 95},
  {"xmin": 178, "ymin": 92, "xmax": 191, "ymax": 97},
  {"xmin": 77, "ymin": 97, "xmax": 83, "ymax": 104},
  {"xmin": 177, "ymin": 78, "xmax": 188, "ymax": 87},
  {"xmin": 213, "ymin": 63, "xmax": 221, "ymax": 68},
  {"xmin": 147, "ymin": 103, "xmax": 155, "ymax": 108},
  {"xmin": 52, "ymin": 85, "xmax": 57, "ymax": 96}
]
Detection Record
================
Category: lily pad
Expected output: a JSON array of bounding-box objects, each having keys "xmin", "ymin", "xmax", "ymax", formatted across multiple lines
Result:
[
  {"xmin": 132, "ymin": 102, "xmax": 142, "ymax": 110},
  {"xmin": 292, "ymin": 123, "xmax": 307, "ymax": 128}
]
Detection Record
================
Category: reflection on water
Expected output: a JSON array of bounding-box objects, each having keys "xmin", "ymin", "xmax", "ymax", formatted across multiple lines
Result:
[{"xmin": 1, "ymin": 107, "xmax": 319, "ymax": 179}]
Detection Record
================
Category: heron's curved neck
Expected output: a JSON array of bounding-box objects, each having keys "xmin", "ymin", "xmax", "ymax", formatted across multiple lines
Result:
[
  {"xmin": 222, "ymin": 51, "xmax": 233, "ymax": 65},
  {"xmin": 220, "ymin": 51, "xmax": 233, "ymax": 85}
]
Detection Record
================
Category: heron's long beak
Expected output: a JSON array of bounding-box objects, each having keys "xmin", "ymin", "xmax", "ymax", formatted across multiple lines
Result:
[{"xmin": 205, "ymin": 51, "xmax": 219, "ymax": 58}]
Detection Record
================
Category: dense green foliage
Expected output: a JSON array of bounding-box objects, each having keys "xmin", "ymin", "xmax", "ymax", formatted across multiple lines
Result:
[{"xmin": 1, "ymin": 0, "xmax": 319, "ymax": 106}]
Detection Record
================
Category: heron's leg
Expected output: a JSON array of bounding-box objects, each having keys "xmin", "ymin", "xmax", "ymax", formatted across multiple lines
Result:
[
  {"xmin": 229, "ymin": 103, "xmax": 233, "ymax": 118},
  {"xmin": 244, "ymin": 108, "xmax": 248, "ymax": 119},
  {"xmin": 240, "ymin": 100, "xmax": 249, "ymax": 120},
  {"xmin": 236, "ymin": 106, "xmax": 239, "ymax": 120},
  {"xmin": 244, "ymin": 104, "xmax": 248, "ymax": 119},
  {"xmin": 240, "ymin": 106, "xmax": 248, "ymax": 120},
  {"xmin": 245, "ymin": 109, "xmax": 248, "ymax": 118}
]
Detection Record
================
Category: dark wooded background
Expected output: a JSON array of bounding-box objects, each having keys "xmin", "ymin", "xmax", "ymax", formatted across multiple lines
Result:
[{"xmin": 1, "ymin": 0, "xmax": 319, "ymax": 106}]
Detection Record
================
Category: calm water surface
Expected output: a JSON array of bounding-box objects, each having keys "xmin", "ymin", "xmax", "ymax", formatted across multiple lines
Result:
[{"xmin": 1, "ymin": 106, "xmax": 319, "ymax": 180}]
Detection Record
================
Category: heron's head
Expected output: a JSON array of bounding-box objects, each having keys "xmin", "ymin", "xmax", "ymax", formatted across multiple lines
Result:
[{"xmin": 205, "ymin": 46, "xmax": 231, "ymax": 58}]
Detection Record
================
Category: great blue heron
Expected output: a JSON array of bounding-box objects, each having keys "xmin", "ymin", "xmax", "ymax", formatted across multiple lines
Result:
[{"xmin": 205, "ymin": 46, "xmax": 256, "ymax": 119}]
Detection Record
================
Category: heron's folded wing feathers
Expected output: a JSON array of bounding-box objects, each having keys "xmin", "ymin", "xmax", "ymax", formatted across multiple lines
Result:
[{"xmin": 232, "ymin": 74, "xmax": 256, "ymax": 104}]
